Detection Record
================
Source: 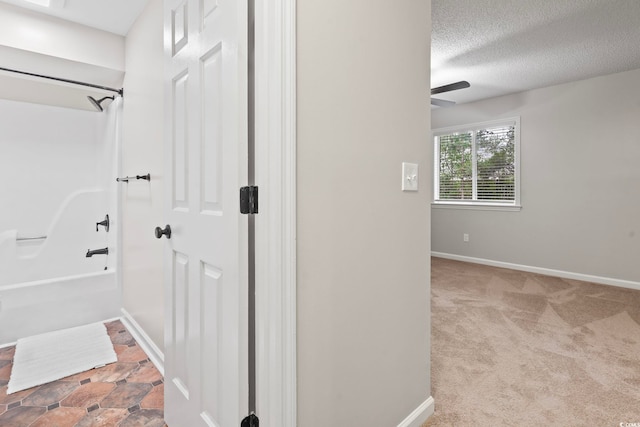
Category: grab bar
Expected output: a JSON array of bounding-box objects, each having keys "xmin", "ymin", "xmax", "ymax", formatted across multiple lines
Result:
[{"xmin": 16, "ymin": 235, "xmax": 47, "ymax": 241}]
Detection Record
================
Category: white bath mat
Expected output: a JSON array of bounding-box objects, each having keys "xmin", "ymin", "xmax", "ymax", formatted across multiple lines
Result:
[{"xmin": 7, "ymin": 322, "xmax": 117, "ymax": 394}]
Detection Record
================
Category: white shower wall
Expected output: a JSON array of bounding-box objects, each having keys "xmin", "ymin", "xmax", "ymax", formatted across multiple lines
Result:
[
  {"xmin": 0, "ymin": 98, "xmax": 107, "ymax": 237},
  {"xmin": 0, "ymin": 0, "xmax": 126, "ymax": 345},
  {"xmin": 0, "ymin": 97, "xmax": 121, "ymax": 343}
]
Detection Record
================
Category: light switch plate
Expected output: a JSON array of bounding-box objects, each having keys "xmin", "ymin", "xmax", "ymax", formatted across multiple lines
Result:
[{"xmin": 402, "ymin": 162, "xmax": 419, "ymax": 191}]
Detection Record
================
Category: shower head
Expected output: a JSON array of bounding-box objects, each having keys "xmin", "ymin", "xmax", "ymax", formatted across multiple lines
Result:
[{"xmin": 87, "ymin": 95, "xmax": 115, "ymax": 112}]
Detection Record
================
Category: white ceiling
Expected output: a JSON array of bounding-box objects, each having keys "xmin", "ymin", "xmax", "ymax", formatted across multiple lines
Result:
[
  {"xmin": 0, "ymin": 0, "xmax": 149, "ymax": 35},
  {"xmin": 432, "ymin": 0, "xmax": 640, "ymax": 106},
  {"xmin": 4, "ymin": 0, "xmax": 640, "ymax": 106}
]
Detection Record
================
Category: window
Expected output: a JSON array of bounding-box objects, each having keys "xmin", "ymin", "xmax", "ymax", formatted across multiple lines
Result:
[{"xmin": 433, "ymin": 117, "xmax": 520, "ymax": 209}]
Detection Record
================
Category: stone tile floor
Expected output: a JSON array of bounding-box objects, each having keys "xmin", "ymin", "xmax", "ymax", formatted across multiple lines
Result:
[{"xmin": 0, "ymin": 320, "xmax": 167, "ymax": 427}]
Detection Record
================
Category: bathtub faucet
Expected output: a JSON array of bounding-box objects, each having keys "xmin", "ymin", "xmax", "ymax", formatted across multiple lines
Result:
[
  {"xmin": 96, "ymin": 214, "xmax": 110, "ymax": 232},
  {"xmin": 86, "ymin": 247, "xmax": 109, "ymax": 257}
]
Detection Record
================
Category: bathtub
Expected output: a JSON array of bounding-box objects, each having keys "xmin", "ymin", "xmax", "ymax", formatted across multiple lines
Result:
[
  {"xmin": 0, "ymin": 270, "xmax": 119, "ymax": 344},
  {"xmin": 0, "ymin": 190, "xmax": 120, "ymax": 345}
]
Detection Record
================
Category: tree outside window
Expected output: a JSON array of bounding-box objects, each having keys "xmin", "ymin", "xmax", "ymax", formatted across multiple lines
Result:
[{"xmin": 434, "ymin": 118, "xmax": 519, "ymax": 206}]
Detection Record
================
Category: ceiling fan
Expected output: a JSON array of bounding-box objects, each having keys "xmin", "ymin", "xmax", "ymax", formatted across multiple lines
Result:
[{"xmin": 431, "ymin": 81, "xmax": 470, "ymax": 107}]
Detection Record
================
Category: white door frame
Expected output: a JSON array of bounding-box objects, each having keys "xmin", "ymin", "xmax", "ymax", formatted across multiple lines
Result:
[{"xmin": 254, "ymin": 0, "xmax": 297, "ymax": 426}]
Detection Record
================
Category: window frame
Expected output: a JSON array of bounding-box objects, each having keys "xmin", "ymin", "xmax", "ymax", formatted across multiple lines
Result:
[{"xmin": 433, "ymin": 117, "xmax": 521, "ymax": 211}]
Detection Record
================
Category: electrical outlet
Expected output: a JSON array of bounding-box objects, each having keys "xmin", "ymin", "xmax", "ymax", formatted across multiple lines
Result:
[{"xmin": 463, "ymin": 233, "xmax": 469, "ymax": 242}]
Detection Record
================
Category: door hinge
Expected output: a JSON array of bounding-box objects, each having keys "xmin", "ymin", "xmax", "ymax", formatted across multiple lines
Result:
[
  {"xmin": 241, "ymin": 413, "xmax": 259, "ymax": 427},
  {"xmin": 240, "ymin": 186, "xmax": 259, "ymax": 214}
]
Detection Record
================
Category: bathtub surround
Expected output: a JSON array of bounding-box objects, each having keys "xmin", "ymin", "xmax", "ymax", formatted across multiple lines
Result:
[
  {"xmin": 1, "ymin": 190, "xmax": 109, "ymax": 284},
  {"xmin": 426, "ymin": 257, "xmax": 640, "ymax": 426},
  {"xmin": 0, "ymin": 99, "xmax": 108, "ymax": 244},
  {"xmin": 0, "ymin": 98, "xmax": 121, "ymax": 345},
  {"xmin": 0, "ymin": 272, "xmax": 119, "ymax": 345}
]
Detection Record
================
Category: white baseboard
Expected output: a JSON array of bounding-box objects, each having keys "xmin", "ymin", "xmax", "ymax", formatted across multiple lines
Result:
[
  {"xmin": 398, "ymin": 396, "xmax": 435, "ymax": 427},
  {"xmin": 120, "ymin": 308, "xmax": 165, "ymax": 376},
  {"xmin": 432, "ymin": 252, "xmax": 640, "ymax": 292}
]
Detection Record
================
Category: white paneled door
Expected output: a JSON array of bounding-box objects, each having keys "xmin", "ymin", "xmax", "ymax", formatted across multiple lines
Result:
[{"xmin": 162, "ymin": 0, "xmax": 248, "ymax": 426}]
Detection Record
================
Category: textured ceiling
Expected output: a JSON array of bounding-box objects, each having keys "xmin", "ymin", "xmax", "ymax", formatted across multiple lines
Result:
[
  {"xmin": 432, "ymin": 0, "xmax": 640, "ymax": 105},
  {"xmin": 0, "ymin": 0, "xmax": 149, "ymax": 35},
  {"xmin": 4, "ymin": 0, "xmax": 640, "ymax": 104}
]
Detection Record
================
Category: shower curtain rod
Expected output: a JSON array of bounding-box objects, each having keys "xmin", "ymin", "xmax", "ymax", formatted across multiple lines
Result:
[{"xmin": 0, "ymin": 66, "xmax": 124, "ymax": 96}]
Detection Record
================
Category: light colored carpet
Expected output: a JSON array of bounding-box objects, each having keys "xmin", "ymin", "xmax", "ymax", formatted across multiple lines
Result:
[
  {"xmin": 7, "ymin": 322, "xmax": 117, "ymax": 394},
  {"xmin": 425, "ymin": 257, "xmax": 640, "ymax": 426}
]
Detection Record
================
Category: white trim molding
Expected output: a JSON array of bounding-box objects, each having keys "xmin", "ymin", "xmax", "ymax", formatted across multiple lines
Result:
[
  {"xmin": 432, "ymin": 202, "xmax": 521, "ymax": 212},
  {"xmin": 398, "ymin": 397, "xmax": 435, "ymax": 427},
  {"xmin": 432, "ymin": 252, "xmax": 640, "ymax": 291},
  {"xmin": 120, "ymin": 308, "xmax": 165, "ymax": 376},
  {"xmin": 254, "ymin": 0, "xmax": 297, "ymax": 425}
]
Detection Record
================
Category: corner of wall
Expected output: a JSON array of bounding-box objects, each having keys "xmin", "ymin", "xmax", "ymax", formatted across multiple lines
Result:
[{"xmin": 120, "ymin": 0, "xmax": 165, "ymax": 352}]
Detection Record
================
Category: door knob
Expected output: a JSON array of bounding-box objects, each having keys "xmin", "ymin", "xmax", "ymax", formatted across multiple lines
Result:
[{"xmin": 155, "ymin": 225, "xmax": 172, "ymax": 239}]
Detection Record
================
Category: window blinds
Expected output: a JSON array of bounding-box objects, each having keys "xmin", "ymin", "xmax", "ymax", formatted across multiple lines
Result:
[
  {"xmin": 438, "ymin": 132, "xmax": 472, "ymax": 200},
  {"xmin": 436, "ymin": 123, "xmax": 516, "ymax": 203},
  {"xmin": 476, "ymin": 125, "xmax": 515, "ymax": 201}
]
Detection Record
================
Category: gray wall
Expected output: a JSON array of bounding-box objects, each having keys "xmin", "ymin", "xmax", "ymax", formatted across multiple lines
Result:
[
  {"xmin": 432, "ymin": 68, "xmax": 640, "ymax": 283},
  {"xmin": 121, "ymin": 0, "xmax": 164, "ymax": 349},
  {"xmin": 297, "ymin": 0, "xmax": 432, "ymax": 425}
]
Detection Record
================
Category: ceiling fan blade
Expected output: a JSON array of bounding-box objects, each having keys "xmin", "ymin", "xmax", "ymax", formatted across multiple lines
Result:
[
  {"xmin": 431, "ymin": 80, "xmax": 470, "ymax": 95},
  {"xmin": 431, "ymin": 98, "xmax": 456, "ymax": 107}
]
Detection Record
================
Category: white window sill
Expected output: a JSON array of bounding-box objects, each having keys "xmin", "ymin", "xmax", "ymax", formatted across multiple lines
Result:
[{"xmin": 431, "ymin": 202, "xmax": 522, "ymax": 212}]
